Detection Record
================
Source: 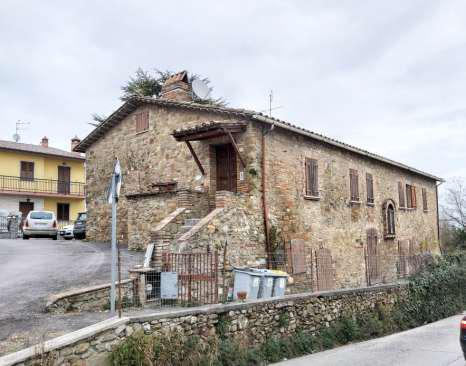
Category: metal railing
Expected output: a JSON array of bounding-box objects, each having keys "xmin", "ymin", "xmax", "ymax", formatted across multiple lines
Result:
[{"xmin": 0, "ymin": 175, "xmax": 85, "ymax": 197}]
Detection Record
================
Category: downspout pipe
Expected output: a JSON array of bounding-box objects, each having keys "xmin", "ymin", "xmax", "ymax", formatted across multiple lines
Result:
[
  {"xmin": 436, "ymin": 180, "xmax": 444, "ymax": 251},
  {"xmin": 260, "ymin": 122, "xmax": 274, "ymax": 268}
]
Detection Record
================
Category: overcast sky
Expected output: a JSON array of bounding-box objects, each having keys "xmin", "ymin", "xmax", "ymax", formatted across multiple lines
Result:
[{"xmin": 1, "ymin": 1, "xmax": 465, "ymax": 183}]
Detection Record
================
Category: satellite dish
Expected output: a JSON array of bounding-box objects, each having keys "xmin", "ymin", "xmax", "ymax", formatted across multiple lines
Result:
[{"xmin": 192, "ymin": 79, "xmax": 210, "ymax": 100}]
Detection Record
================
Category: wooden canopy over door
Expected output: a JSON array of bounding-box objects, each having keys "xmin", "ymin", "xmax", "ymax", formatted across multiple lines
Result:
[
  {"xmin": 58, "ymin": 166, "xmax": 71, "ymax": 194},
  {"xmin": 215, "ymin": 144, "xmax": 237, "ymax": 192}
]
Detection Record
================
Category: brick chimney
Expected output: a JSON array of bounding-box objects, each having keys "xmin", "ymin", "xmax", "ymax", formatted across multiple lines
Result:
[
  {"xmin": 159, "ymin": 71, "xmax": 193, "ymax": 102},
  {"xmin": 71, "ymin": 136, "xmax": 81, "ymax": 151},
  {"xmin": 40, "ymin": 136, "xmax": 49, "ymax": 148}
]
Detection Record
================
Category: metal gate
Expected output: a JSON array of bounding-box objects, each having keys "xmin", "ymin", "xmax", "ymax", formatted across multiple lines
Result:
[
  {"xmin": 365, "ymin": 228, "xmax": 379, "ymax": 285},
  {"xmin": 0, "ymin": 216, "xmax": 19, "ymax": 239},
  {"xmin": 314, "ymin": 247, "xmax": 335, "ymax": 291},
  {"xmin": 161, "ymin": 251, "xmax": 219, "ymax": 306}
]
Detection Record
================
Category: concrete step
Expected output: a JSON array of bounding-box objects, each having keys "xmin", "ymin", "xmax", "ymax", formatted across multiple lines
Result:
[{"xmin": 184, "ymin": 219, "xmax": 200, "ymax": 226}]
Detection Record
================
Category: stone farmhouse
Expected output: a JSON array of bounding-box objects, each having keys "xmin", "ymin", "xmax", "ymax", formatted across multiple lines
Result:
[{"xmin": 74, "ymin": 71, "xmax": 442, "ymax": 291}]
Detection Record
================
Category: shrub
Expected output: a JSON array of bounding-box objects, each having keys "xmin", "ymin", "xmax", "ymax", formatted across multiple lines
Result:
[{"xmin": 335, "ymin": 317, "xmax": 360, "ymax": 344}]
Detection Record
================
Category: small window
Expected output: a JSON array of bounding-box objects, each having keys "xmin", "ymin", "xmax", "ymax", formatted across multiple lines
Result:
[
  {"xmin": 135, "ymin": 111, "xmax": 149, "ymax": 133},
  {"xmin": 20, "ymin": 161, "xmax": 34, "ymax": 181},
  {"xmin": 383, "ymin": 200, "xmax": 396, "ymax": 239},
  {"xmin": 366, "ymin": 173, "xmax": 374, "ymax": 204},
  {"xmin": 349, "ymin": 169, "xmax": 359, "ymax": 201},
  {"xmin": 398, "ymin": 182, "xmax": 405, "ymax": 209},
  {"xmin": 406, "ymin": 184, "xmax": 417, "ymax": 209},
  {"xmin": 305, "ymin": 158, "xmax": 319, "ymax": 197},
  {"xmin": 422, "ymin": 188, "xmax": 428, "ymax": 212}
]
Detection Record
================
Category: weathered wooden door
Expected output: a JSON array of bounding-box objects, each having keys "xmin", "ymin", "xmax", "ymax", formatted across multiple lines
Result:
[
  {"xmin": 397, "ymin": 239, "xmax": 409, "ymax": 277},
  {"xmin": 215, "ymin": 144, "xmax": 237, "ymax": 192},
  {"xmin": 19, "ymin": 201, "xmax": 34, "ymax": 225},
  {"xmin": 58, "ymin": 166, "xmax": 71, "ymax": 194},
  {"xmin": 365, "ymin": 228, "xmax": 379, "ymax": 285},
  {"xmin": 314, "ymin": 247, "xmax": 334, "ymax": 291}
]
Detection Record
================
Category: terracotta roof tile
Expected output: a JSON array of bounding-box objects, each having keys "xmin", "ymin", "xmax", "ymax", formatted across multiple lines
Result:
[{"xmin": 0, "ymin": 139, "xmax": 85, "ymax": 160}]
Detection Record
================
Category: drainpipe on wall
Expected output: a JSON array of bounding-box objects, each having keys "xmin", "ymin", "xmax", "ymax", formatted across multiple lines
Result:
[
  {"xmin": 436, "ymin": 180, "xmax": 444, "ymax": 250},
  {"xmin": 261, "ymin": 124, "xmax": 275, "ymax": 268}
]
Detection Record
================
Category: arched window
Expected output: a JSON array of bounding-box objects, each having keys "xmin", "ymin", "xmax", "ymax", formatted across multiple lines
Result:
[{"xmin": 383, "ymin": 200, "xmax": 396, "ymax": 239}]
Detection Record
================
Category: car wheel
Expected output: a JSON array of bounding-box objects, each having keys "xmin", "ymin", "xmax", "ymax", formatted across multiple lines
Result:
[
  {"xmin": 23, "ymin": 235, "xmax": 29, "ymax": 240},
  {"xmin": 65, "ymin": 237, "xmax": 72, "ymax": 240}
]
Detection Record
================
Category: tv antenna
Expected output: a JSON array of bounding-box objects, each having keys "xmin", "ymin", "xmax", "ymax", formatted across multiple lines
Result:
[
  {"xmin": 13, "ymin": 120, "xmax": 29, "ymax": 142},
  {"xmin": 260, "ymin": 90, "xmax": 283, "ymax": 117}
]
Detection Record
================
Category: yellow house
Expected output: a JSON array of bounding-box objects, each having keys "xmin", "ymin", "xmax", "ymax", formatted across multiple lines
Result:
[{"xmin": 0, "ymin": 136, "xmax": 85, "ymax": 223}]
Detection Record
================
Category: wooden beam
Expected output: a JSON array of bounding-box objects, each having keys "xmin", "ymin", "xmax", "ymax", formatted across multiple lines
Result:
[
  {"xmin": 185, "ymin": 141, "xmax": 205, "ymax": 176},
  {"xmin": 224, "ymin": 129, "xmax": 246, "ymax": 168}
]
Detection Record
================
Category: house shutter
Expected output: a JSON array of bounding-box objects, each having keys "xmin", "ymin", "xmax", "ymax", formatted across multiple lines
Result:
[
  {"xmin": 305, "ymin": 159, "xmax": 311, "ymax": 196},
  {"xmin": 406, "ymin": 184, "xmax": 412, "ymax": 208},
  {"xmin": 20, "ymin": 161, "xmax": 34, "ymax": 181},
  {"xmin": 411, "ymin": 186, "xmax": 417, "ymax": 208},
  {"xmin": 398, "ymin": 182, "xmax": 405, "ymax": 208},
  {"xmin": 289, "ymin": 239, "xmax": 306, "ymax": 274},
  {"xmin": 366, "ymin": 173, "xmax": 374, "ymax": 203},
  {"xmin": 350, "ymin": 169, "xmax": 359, "ymax": 201},
  {"xmin": 135, "ymin": 111, "xmax": 149, "ymax": 133},
  {"xmin": 422, "ymin": 188, "xmax": 427, "ymax": 211}
]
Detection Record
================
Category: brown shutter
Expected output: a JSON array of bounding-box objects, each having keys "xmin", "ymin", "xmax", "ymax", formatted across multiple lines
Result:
[
  {"xmin": 305, "ymin": 158, "xmax": 311, "ymax": 196},
  {"xmin": 411, "ymin": 186, "xmax": 417, "ymax": 208},
  {"xmin": 135, "ymin": 111, "xmax": 149, "ymax": 133},
  {"xmin": 20, "ymin": 161, "xmax": 34, "ymax": 181},
  {"xmin": 350, "ymin": 169, "xmax": 359, "ymax": 201},
  {"xmin": 310, "ymin": 159, "xmax": 318, "ymax": 196},
  {"xmin": 366, "ymin": 173, "xmax": 374, "ymax": 204},
  {"xmin": 398, "ymin": 182, "xmax": 405, "ymax": 208},
  {"xmin": 422, "ymin": 188, "xmax": 427, "ymax": 211},
  {"xmin": 406, "ymin": 184, "xmax": 412, "ymax": 208},
  {"xmin": 289, "ymin": 239, "xmax": 306, "ymax": 274}
]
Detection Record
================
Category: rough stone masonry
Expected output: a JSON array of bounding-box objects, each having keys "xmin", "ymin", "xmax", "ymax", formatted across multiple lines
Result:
[{"xmin": 74, "ymin": 70, "xmax": 442, "ymax": 290}]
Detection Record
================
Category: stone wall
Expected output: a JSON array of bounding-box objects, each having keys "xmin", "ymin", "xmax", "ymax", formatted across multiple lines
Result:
[
  {"xmin": 1, "ymin": 284, "xmax": 407, "ymax": 366},
  {"xmin": 45, "ymin": 279, "xmax": 135, "ymax": 314}
]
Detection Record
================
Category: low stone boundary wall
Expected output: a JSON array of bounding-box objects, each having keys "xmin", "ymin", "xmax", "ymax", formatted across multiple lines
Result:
[
  {"xmin": 45, "ymin": 279, "xmax": 135, "ymax": 314},
  {"xmin": 0, "ymin": 283, "xmax": 406, "ymax": 366}
]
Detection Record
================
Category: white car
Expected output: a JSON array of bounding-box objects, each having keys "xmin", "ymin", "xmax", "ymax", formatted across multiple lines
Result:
[
  {"xmin": 23, "ymin": 210, "xmax": 58, "ymax": 240},
  {"xmin": 59, "ymin": 224, "xmax": 74, "ymax": 240}
]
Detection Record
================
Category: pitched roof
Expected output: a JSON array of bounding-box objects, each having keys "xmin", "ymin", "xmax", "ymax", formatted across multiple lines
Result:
[
  {"xmin": 73, "ymin": 96, "xmax": 442, "ymax": 181},
  {"xmin": 0, "ymin": 139, "xmax": 85, "ymax": 160}
]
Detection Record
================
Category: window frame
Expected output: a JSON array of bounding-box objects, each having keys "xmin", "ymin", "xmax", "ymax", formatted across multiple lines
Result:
[
  {"xmin": 135, "ymin": 110, "xmax": 149, "ymax": 133},
  {"xmin": 349, "ymin": 168, "xmax": 360, "ymax": 203},
  {"xmin": 366, "ymin": 172, "xmax": 374, "ymax": 205},
  {"xmin": 422, "ymin": 188, "xmax": 428, "ymax": 212},
  {"xmin": 383, "ymin": 200, "xmax": 396, "ymax": 239},
  {"xmin": 304, "ymin": 158, "xmax": 319, "ymax": 199},
  {"xmin": 20, "ymin": 161, "xmax": 34, "ymax": 181}
]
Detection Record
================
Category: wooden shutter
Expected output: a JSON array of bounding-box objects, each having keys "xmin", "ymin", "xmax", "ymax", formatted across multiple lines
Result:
[
  {"xmin": 398, "ymin": 182, "xmax": 405, "ymax": 208},
  {"xmin": 315, "ymin": 247, "xmax": 334, "ymax": 291},
  {"xmin": 289, "ymin": 239, "xmax": 306, "ymax": 274},
  {"xmin": 349, "ymin": 169, "xmax": 359, "ymax": 201},
  {"xmin": 305, "ymin": 158, "xmax": 318, "ymax": 196},
  {"xmin": 366, "ymin": 173, "xmax": 374, "ymax": 204},
  {"xmin": 406, "ymin": 184, "xmax": 412, "ymax": 208},
  {"xmin": 411, "ymin": 186, "xmax": 417, "ymax": 208},
  {"xmin": 135, "ymin": 111, "xmax": 149, "ymax": 133},
  {"xmin": 422, "ymin": 188, "xmax": 427, "ymax": 211},
  {"xmin": 20, "ymin": 161, "xmax": 34, "ymax": 181}
]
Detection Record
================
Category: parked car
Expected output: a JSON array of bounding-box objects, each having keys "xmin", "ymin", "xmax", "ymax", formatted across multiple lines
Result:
[
  {"xmin": 59, "ymin": 224, "xmax": 74, "ymax": 240},
  {"xmin": 22, "ymin": 211, "xmax": 58, "ymax": 240},
  {"xmin": 461, "ymin": 315, "xmax": 466, "ymax": 359},
  {"xmin": 73, "ymin": 212, "xmax": 87, "ymax": 240}
]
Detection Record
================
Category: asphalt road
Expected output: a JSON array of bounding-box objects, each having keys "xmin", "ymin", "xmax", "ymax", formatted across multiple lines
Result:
[
  {"xmin": 0, "ymin": 238, "xmax": 143, "ymax": 355},
  {"xmin": 274, "ymin": 314, "xmax": 465, "ymax": 366}
]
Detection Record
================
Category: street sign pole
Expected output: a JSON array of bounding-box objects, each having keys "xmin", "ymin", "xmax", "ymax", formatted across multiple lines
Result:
[{"xmin": 110, "ymin": 174, "xmax": 117, "ymax": 315}]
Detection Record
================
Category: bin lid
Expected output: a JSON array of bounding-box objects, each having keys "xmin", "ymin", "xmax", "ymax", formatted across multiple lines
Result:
[{"xmin": 233, "ymin": 268, "xmax": 265, "ymax": 276}]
